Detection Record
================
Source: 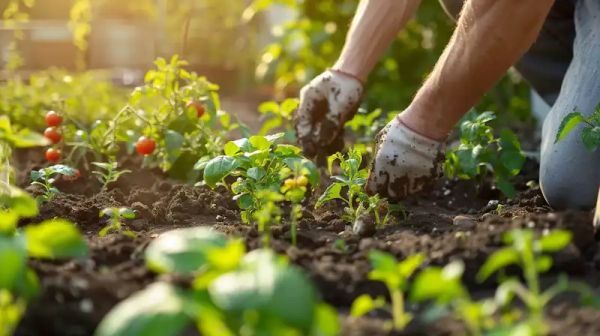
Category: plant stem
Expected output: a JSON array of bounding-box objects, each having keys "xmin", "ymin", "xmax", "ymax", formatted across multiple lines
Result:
[{"xmin": 390, "ymin": 287, "xmax": 406, "ymax": 330}]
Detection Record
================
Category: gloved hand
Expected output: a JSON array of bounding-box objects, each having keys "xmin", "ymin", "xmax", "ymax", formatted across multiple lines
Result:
[
  {"xmin": 294, "ymin": 70, "xmax": 364, "ymax": 157},
  {"xmin": 366, "ymin": 116, "xmax": 445, "ymax": 201}
]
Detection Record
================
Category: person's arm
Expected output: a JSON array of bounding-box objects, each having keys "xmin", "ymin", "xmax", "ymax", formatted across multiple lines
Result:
[
  {"xmin": 295, "ymin": 0, "xmax": 421, "ymax": 157},
  {"xmin": 333, "ymin": 0, "xmax": 422, "ymax": 81},
  {"xmin": 401, "ymin": 0, "xmax": 555, "ymax": 140}
]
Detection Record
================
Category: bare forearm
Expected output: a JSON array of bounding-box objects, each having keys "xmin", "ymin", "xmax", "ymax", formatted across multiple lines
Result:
[
  {"xmin": 404, "ymin": 0, "xmax": 554, "ymax": 140},
  {"xmin": 334, "ymin": 0, "xmax": 421, "ymax": 81}
]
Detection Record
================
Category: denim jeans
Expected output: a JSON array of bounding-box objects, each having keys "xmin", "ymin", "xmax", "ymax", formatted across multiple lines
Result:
[{"xmin": 439, "ymin": 0, "xmax": 600, "ymax": 209}]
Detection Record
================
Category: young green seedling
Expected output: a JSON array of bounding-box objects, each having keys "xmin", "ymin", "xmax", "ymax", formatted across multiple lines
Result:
[
  {"xmin": 30, "ymin": 165, "xmax": 77, "ymax": 204},
  {"xmin": 351, "ymin": 251, "xmax": 424, "ymax": 331},
  {"xmin": 91, "ymin": 161, "xmax": 131, "ymax": 191},
  {"xmin": 444, "ymin": 111, "xmax": 525, "ymax": 198},
  {"xmin": 477, "ymin": 229, "xmax": 598, "ymax": 334},
  {"xmin": 555, "ymin": 104, "xmax": 600, "ymax": 151},
  {"xmin": 99, "ymin": 207, "xmax": 137, "ymax": 238},
  {"xmin": 411, "ymin": 260, "xmax": 497, "ymax": 336},
  {"xmin": 201, "ymin": 133, "xmax": 318, "ymax": 225},
  {"xmin": 280, "ymin": 160, "xmax": 311, "ymax": 245},
  {"xmin": 252, "ymin": 190, "xmax": 284, "ymax": 247},
  {"xmin": 316, "ymin": 148, "xmax": 401, "ymax": 228}
]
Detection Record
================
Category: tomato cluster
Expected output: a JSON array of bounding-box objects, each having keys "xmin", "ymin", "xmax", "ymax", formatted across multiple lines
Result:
[{"xmin": 44, "ymin": 111, "xmax": 63, "ymax": 163}]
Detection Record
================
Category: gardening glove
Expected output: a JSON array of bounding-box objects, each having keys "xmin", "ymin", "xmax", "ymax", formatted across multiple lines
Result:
[
  {"xmin": 366, "ymin": 116, "xmax": 446, "ymax": 201},
  {"xmin": 294, "ymin": 70, "xmax": 364, "ymax": 158}
]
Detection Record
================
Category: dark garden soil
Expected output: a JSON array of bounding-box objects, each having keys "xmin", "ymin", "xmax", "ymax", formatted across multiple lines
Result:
[{"xmin": 11, "ymin": 150, "xmax": 600, "ymax": 336}]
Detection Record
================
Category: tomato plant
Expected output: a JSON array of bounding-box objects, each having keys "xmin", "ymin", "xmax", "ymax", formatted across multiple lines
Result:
[
  {"xmin": 96, "ymin": 227, "xmax": 339, "ymax": 336},
  {"xmin": 444, "ymin": 111, "xmax": 525, "ymax": 198},
  {"xmin": 30, "ymin": 165, "xmax": 77, "ymax": 204},
  {"xmin": 352, "ymin": 252, "xmax": 424, "ymax": 331},
  {"xmin": 126, "ymin": 55, "xmax": 243, "ymax": 182},
  {"xmin": 99, "ymin": 207, "xmax": 137, "ymax": 237},
  {"xmin": 316, "ymin": 148, "xmax": 402, "ymax": 229},
  {"xmin": 555, "ymin": 104, "xmax": 600, "ymax": 151},
  {"xmin": 91, "ymin": 161, "xmax": 131, "ymax": 191},
  {"xmin": 201, "ymin": 133, "xmax": 319, "ymax": 226}
]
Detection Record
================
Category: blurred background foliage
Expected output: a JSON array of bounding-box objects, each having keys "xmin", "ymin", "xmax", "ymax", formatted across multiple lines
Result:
[
  {"xmin": 250, "ymin": 0, "xmax": 533, "ymax": 125},
  {"xmin": 1, "ymin": 0, "xmax": 534, "ymax": 130}
]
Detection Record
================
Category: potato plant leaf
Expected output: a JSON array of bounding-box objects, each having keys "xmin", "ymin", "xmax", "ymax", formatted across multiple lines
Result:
[
  {"xmin": 94, "ymin": 282, "xmax": 193, "ymax": 336},
  {"xmin": 145, "ymin": 228, "xmax": 227, "ymax": 274},
  {"xmin": 25, "ymin": 219, "xmax": 88, "ymax": 259},
  {"xmin": 315, "ymin": 183, "xmax": 342, "ymax": 208},
  {"xmin": 350, "ymin": 294, "xmax": 386, "ymax": 317},
  {"xmin": 203, "ymin": 156, "xmax": 240, "ymax": 188}
]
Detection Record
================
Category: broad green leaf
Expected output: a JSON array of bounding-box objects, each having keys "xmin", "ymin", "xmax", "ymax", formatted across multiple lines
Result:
[
  {"xmin": 209, "ymin": 249, "xmax": 316, "ymax": 329},
  {"xmin": 350, "ymin": 294, "xmax": 385, "ymax": 317},
  {"xmin": 315, "ymin": 183, "xmax": 342, "ymax": 208},
  {"xmin": 165, "ymin": 130, "xmax": 185, "ymax": 163},
  {"xmin": 94, "ymin": 282, "xmax": 192, "ymax": 336},
  {"xmin": 280, "ymin": 98, "xmax": 299, "ymax": 117},
  {"xmin": 537, "ymin": 230, "xmax": 572, "ymax": 252},
  {"xmin": 247, "ymin": 167, "xmax": 266, "ymax": 181},
  {"xmin": 555, "ymin": 112, "xmax": 585, "ymax": 143},
  {"xmin": 258, "ymin": 101, "xmax": 279, "ymax": 115},
  {"xmin": 581, "ymin": 127, "xmax": 600, "ymax": 152},
  {"xmin": 25, "ymin": 219, "xmax": 88, "ymax": 259},
  {"xmin": 411, "ymin": 262, "xmax": 466, "ymax": 304},
  {"xmin": 249, "ymin": 135, "xmax": 271, "ymax": 150},
  {"xmin": 203, "ymin": 156, "xmax": 240, "ymax": 188},
  {"xmin": 496, "ymin": 178, "xmax": 517, "ymax": 198},
  {"xmin": 119, "ymin": 208, "xmax": 136, "ymax": 220},
  {"xmin": 223, "ymin": 142, "xmax": 240, "ymax": 156},
  {"xmin": 0, "ymin": 235, "xmax": 26, "ymax": 290},
  {"xmin": 145, "ymin": 227, "xmax": 227, "ymax": 274},
  {"xmin": 477, "ymin": 247, "xmax": 519, "ymax": 282},
  {"xmin": 14, "ymin": 268, "xmax": 40, "ymax": 300},
  {"xmin": 311, "ymin": 303, "xmax": 340, "ymax": 336},
  {"xmin": 276, "ymin": 144, "xmax": 302, "ymax": 156},
  {"xmin": 0, "ymin": 186, "xmax": 38, "ymax": 219}
]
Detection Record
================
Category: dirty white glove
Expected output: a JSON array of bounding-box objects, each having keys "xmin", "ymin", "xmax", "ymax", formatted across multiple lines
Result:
[
  {"xmin": 367, "ymin": 116, "xmax": 445, "ymax": 201},
  {"xmin": 294, "ymin": 70, "xmax": 363, "ymax": 157}
]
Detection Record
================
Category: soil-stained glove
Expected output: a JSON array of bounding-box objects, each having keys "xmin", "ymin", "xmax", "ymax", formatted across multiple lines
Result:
[
  {"xmin": 294, "ymin": 70, "xmax": 363, "ymax": 158},
  {"xmin": 367, "ymin": 116, "xmax": 445, "ymax": 201}
]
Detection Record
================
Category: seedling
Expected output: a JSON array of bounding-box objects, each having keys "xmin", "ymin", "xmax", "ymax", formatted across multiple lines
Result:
[
  {"xmin": 201, "ymin": 133, "xmax": 319, "ymax": 225},
  {"xmin": 252, "ymin": 190, "xmax": 284, "ymax": 247},
  {"xmin": 444, "ymin": 111, "xmax": 525, "ymax": 198},
  {"xmin": 0, "ymin": 186, "xmax": 87, "ymax": 335},
  {"xmin": 411, "ymin": 260, "xmax": 498, "ymax": 336},
  {"xmin": 91, "ymin": 161, "xmax": 131, "ymax": 191},
  {"xmin": 99, "ymin": 207, "xmax": 137, "ymax": 237},
  {"xmin": 30, "ymin": 165, "xmax": 77, "ymax": 204},
  {"xmin": 96, "ymin": 227, "xmax": 340, "ymax": 336},
  {"xmin": 477, "ymin": 229, "xmax": 598, "ymax": 334},
  {"xmin": 555, "ymin": 104, "xmax": 600, "ymax": 151},
  {"xmin": 316, "ymin": 148, "xmax": 401, "ymax": 227},
  {"xmin": 352, "ymin": 251, "xmax": 424, "ymax": 331},
  {"xmin": 280, "ymin": 160, "xmax": 312, "ymax": 245}
]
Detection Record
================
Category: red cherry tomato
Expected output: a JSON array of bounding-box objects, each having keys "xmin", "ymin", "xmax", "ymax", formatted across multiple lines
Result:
[
  {"xmin": 44, "ymin": 127, "xmax": 62, "ymax": 144},
  {"xmin": 135, "ymin": 136, "xmax": 156, "ymax": 156},
  {"xmin": 186, "ymin": 101, "xmax": 205, "ymax": 118},
  {"xmin": 45, "ymin": 111, "xmax": 63, "ymax": 127},
  {"xmin": 45, "ymin": 148, "xmax": 61, "ymax": 163}
]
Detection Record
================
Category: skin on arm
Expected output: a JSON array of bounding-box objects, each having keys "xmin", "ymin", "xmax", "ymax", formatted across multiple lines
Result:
[
  {"xmin": 333, "ymin": 0, "xmax": 422, "ymax": 82},
  {"xmin": 402, "ymin": 0, "xmax": 556, "ymax": 141}
]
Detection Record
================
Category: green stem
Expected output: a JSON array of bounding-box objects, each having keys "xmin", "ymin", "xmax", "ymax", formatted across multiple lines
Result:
[{"xmin": 390, "ymin": 288, "xmax": 406, "ymax": 330}]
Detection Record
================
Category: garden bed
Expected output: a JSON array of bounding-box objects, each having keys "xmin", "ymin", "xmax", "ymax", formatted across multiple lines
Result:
[{"xmin": 12, "ymin": 150, "xmax": 600, "ymax": 336}]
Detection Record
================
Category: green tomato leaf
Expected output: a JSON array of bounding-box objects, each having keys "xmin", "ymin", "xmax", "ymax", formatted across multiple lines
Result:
[
  {"xmin": 315, "ymin": 183, "xmax": 342, "ymax": 208},
  {"xmin": 223, "ymin": 141, "xmax": 240, "ymax": 156},
  {"xmin": 203, "ymin": 156, "xmax": 240, "ymax": 188},
  {"xmin": 537, "ymin": 230, "xmax": 572, "ymax": 252},
  {"xmin": 25, "ymin": 219, "xmax": 88, "ymax": 259},
  {"xmin": 477, "ymin": 247, "xmax": 519, "ymax": 282},
  {"xmin": 411, "ymin": 261, "xmax": 466, "ymax": 304},
  {"xmin": 555, "ymin": 112, "xmax": 585, "ymax": 143},
  {"xmin": 0, "ymin": 235, "xmax": 27, "ymax": 291},
  {"xmin": 247, "ymin": 167, "xmax": 266, "ymax": 181},
  {"xmin": 145, "ymin": 227, "xmax": 227, "ymax": 274},
  {"xmin": 536, "ymin": 255, "xmax": 553, "ymax": 273},
  {"xmin": 95, "ymin": 282, "xmax": 193, "ymax": 336},
  {"xmin": 581, "ymin": 127, "xmax": 600, "ymax": 152},
  {"xmin": 249, "ymin": 135, "xmax": 271, "ymax": 150}
]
